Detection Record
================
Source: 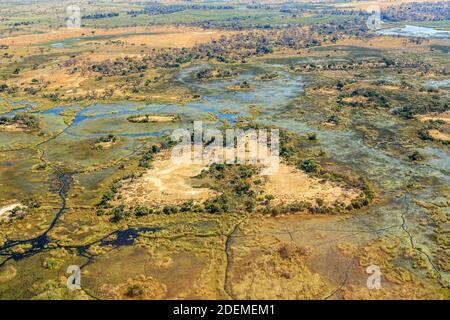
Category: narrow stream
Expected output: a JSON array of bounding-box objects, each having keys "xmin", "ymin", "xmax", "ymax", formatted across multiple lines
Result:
[{"xmin": 0, "ymin": 61, "xmax": 448, "ymax": 288}]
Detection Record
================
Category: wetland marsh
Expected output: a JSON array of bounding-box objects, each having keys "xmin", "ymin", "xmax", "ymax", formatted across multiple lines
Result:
[{"xmin": 0, "ymin": 0, "xmax": 449, "ymax": 300}]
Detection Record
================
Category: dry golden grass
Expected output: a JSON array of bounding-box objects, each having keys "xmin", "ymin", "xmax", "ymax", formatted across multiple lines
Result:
[
  {"xmin": 0, "ymin": 123, "xmax": 27, "ymax": 132},
  {"xmin": 0, "ymin": 202, "xmax": 22, "ymax": 219},
  {"xmin": 416, "ymin": 111, "xmax": 450, "ymax": 124},
  {"xmin": 128, "ymin": 115, "xmax": 178, "ymax": 123},
  {"xmin": 116, "ymin": 29, "xmax": 230, "ymax": 48},
  {"xmin": 7, "ymin": 68, "xmax": 87, "ymax": 92},
  {"xmin": 342, "ymin": 236, "xmax": 443, "ymax": 299},
  {"xmin": 342, "ymin": 96, "xmax": 369, "ymax": 104},
  {"xmin": 428, "ymin": 129, "xmax": 450, "ymax": 142},
  {"xmin": 336, "ymin": 37, "xmax": 432, "ymax": 51},
  {"xmin": 0, "ymin": 265, "xmax": 17, "ymax": 283},
  {"xmin": 0, "ymin": 26, "xmax": 228, "ymax": 49},
  {"xmin": 230, "ymin": 243, "xmax": 329, "ymax": 299}
]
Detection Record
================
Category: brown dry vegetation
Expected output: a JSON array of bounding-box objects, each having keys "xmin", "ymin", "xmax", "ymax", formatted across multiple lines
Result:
[
  {"xmin": 427, "ymin": 129, "xmax": 450, "ymax": 142},
  {"xmin": 229, "ymin": 242, "xmax": 330, "ymax": 299},
  {"xmin": 342, "ymin": 236, "xmax": 444, "ymax": 299},
  {"xmin": 0, "ymin": 26, "xmax": 228, "ymax": 48},
  {"xmin": 0, "ymin": 123, "xmax": 27, "ymax": 132},
  {"xmin": 0, "ymin": 26, "xmax": 230, "ymax": 103},
  {"xmin": 416, "ymin": 111, "xmax": 450, "ymax": 124},
  {"xmin": 336, "ymin": 36, "xmax": 438, "ymax": 51},
  {"xmin": 128, "ymin": 114, "xmax": 179, "ymax": 123}
]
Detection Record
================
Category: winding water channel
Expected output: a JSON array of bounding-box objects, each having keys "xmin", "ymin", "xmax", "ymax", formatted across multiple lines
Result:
[{"xmin": 0, "ymin": 61, "xmax": 449, "ymax": 290}]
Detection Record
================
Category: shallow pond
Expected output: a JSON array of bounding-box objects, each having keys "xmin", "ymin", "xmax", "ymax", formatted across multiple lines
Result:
[
  {"xmin": 424, "ymin": 79, "xmax": 450, "ymax": 89},
  {"xmin": 377, "ymin": 25, "xmax": 450, "ymax": 39}
]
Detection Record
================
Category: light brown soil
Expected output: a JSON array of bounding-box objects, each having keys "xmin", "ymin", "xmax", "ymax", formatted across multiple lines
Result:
[
  {"xmin": 342, "ymin": 96, "xmax": 369, "ymax": 104},
  {"xmin": 336, "ymin": 36, "xmax": 431, "ymax": 50},
  {"xmin": 0, "ymin": 202, "xmax": 25, "ymax": 221},
  {"xmin": 428, "ymin": 129, "xmax": 450, "ymax": 142},
  {"xmin": 265, "ymin": 163, "xmax": 361, "ymax": 207},
  {"xmin": 226, "ymin": 85, "xmax": 253, "ymax": 91},
  {"xmin": 116, "ymin": 152, "xmax": 218, "ymax": 209},
  {"xmin": 128, "ymin": 115, "xmax": 178, "ymax": 123},
  {"xmin": 7, "ymin": 68, "xmax": 87, "ymax": 92},
  {"xmin": 116, "ymin": 30, "xmax": 229, "ymax": 48},
  {"xmin": 0, "ymin": 123, "xmax": 26, "ymax": 132},
  {"xmin": 0, "ymin": 26, "xmax": 228, "ymax": 48},
  {"xmin": 93, "ymin": 141, "xmax": 116, "ymax": 150}
]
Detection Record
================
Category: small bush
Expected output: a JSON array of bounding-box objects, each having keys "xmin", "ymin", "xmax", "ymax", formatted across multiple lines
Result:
[
  {"xmin": 408, "ymin": 151, "xmax": 424, "ymax": 162},
  {"xmin": 307, "ymin": 132, "xmax": 317, "ymax": 140},
  {"xmin": 299, "ymin": 159, "xmax": 320, "ymax": 173},
  {"xmin": 110, "ymin": 205, "xmax": 129, "ymax": 223}
]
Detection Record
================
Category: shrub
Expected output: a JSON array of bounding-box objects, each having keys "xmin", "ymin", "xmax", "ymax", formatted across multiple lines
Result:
[
  {"xmin": 21, "ymin": 197, "xmax": 41, "ymax": 208},
  {"xmin": 134, "ymin": 206, "xmax": 152, "ymax": 217},
  {"xmin": 180, "ymin": 200, "xmax": 193, "ymax": 212},
  {"xmin": 233, "ymin": 179, "xmax": 251, "ymax": 195},
  {"xmin": 316, "ymin": 198, "xmax": 324, "ymax": 207},
  {"xmin": 327, "ymin": 115, "xmax": 339, "ymax": 124},
  {"xmin": 110, "ymin": 205, "xmax": 129, "ymax": 223},
  {"xmin": 97, "ymin": 134, "xmax": 116, "ymax": 143},
  {"xmin": 299, "ymin": 159, "xmax": 320, "ymax": 173},
  {"xmin": 307, "ymin": 132, "xmax": 317, "ymax": 140},
  {"xmin": 418, "ymin": 129, "xmax": 432, "ymax": 141},
  {"xmin": 204, "ymin": 194, "xmax": 230, "ymax": 214},
  {"xmin": 125, "ymin": 285, "xmax": 144, "ymax": 298},
  {"xmin": 351, "ymin": 198, "xmax": 368, "ymax": 209},
  {"xmin": 408, "ymin": 151, "xmax": 424, "ymax": 162},
  {"xmin": 163, "ymin": 206, "xmax": 178, "ymax": 214}
]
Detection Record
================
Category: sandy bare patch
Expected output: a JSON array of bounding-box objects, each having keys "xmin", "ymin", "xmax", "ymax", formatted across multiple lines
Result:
[
  {"xmin": 265, "ymin": 163, "xmax": 361, "ymax": 207},
  {"xmin": 0, "ymin": 202, "xmax": 25, "ymax": 220},
  {"xmin": 428, "ymin": 129, "xmax": 450, "ymax": 142},
  {"xmin": 0, "ymin": 26, "xmax": 228, "ymax": 49},
  {"xmin": 93, "ymin": 141, "xmax": 116, "ymax": 150},
  {"xmin": 117, "ymin": 152, "xmax": 218, "ymax": 208},
  {"xmin": 342, "ymin": 96, "xmax": 369, "ymax": 104},
  {"xmin": 335, "ymin": 36, "xmax": 432, "ymax": 50},
  {"xmin": 416, "ymin": 111, "xmax": 450, "ymax": 124},
  {"xmin": 128, "ymin": 114, "xmax": 179, "ymax": 123},
  {"xmin": 117, "ymin": 30, "xmax": 228, "ymax": 48},
  {"xmin": 0, "ymin": 123, "xmax": 27, "ymax": 132},
  {"xmin": 7, "ymin": 67, "xmax": 87, "ymax": 92},
  {"xmin": 315, "ymin": 88, "xmax": 338, "ymax": 95}
]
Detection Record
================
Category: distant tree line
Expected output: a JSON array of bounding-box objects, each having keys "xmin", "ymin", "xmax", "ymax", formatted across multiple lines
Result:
[
  {"xmin": 82, "ymin": 12, "xmax": 119, "ymax": 20},
  {"xmin": 126, "ymin": 3, "xmax": 234, "ymax": 16},
  {"xmin": 323, "ymin": 2, "xmax": 450, "ymax": 22},
  {"xmin": 74, "ymin": 19, "xmax": 368, "ymax": 76},
  {"xmin": 381, "ymin": 2, "xmax": 450, "ymax": 22}
]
